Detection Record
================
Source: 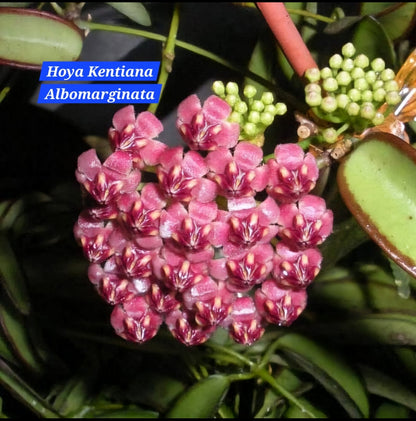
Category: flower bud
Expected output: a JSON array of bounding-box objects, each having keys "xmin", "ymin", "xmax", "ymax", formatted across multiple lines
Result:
[
  {"xmin": 243, "ymin": 122, "xmax": 257, "ymax": 137},
  {"xmin": 365, "ymin": 70, "xmax": 377, "ymax": 85},
  {"xmin": 336, "ymin": 70, "xmax": 352, "ymax": 86},
  {"xmin": 252, "ymin": 99, "xmax": 265, "ymax": 112},
  {"xmin": 248, "ymin": 110, "xmax": 260, "ymax": 124},
  {"xmin": 320, "ymin": 66, "xmax": 333, "ymax": 79},
  {"xmin": 361, "ymin": 89, "xmax": 373, "ymax": 102},
  {"xmin": 336, "ymin": 93, "xmax": 350, "ymax": 109},
  {"xmin": 321, "ymin": 96, "xmax": 337, "ymax": 113},
  {"xmin": 226, "ymin": 81, "xmax": 239, "ymax": 95},
  {"xmin": 384, "ymin": 80, "xmax": 399, "ymax": 92},
  {"xmin": 275, "ymin": 103, "xmax": 287, "ymax": 115},
  {"xmin": 354, "ymin": 77, "xmax": 369, "ymax": 91},
  {"xmin": 212, "ymin": 80, "xmax": 225, "ymax": 96},
  {"xmin": 329, "ymin": 53, "xmax": 343, "ymax": 69},
  {"xmin": 305, "ymin": 67, "xmax": 321, "ymax": 83},
  {"xmin": 342, "ymin": 42, "xmax": 356, "ymax": 58},
  {"xmin": 354, "ymin": 54, "xmax": 370, "ymax": 69},
  {"xmin": 306, "ymin": 92, "xmax": 322, "ymax": 107},
  {"xmin": 348, "ymin": 88, "xmax": 361, "ymax": 102},
  {"xmin": 234, "ymin": 100, "xmax": 248, "ymax": 114},
  {"xmin": 360, "ymin": 102, "xmax": 376, "ymax": 120},
  {"xmin": 380, "ymin": 68, "xmax": 395, "ymax": 82},
  {"xmin": 372, "ymin": 112, "xmax": 385, "ymax": 126},
  {"xmin": 261, "ymin": 91, "xmax": 275, "ymax": 105},
  {"xmin": 346, "ymin": 102, "xmax": 360, "ymax": 116},
  {"xmin": 342, "ymin": 58, "xmax": 354, "ymax": 72},
  {"xmin": 322, "ymin": 127, "xmax": 338, "ymax": 143},
  {"xmin": 225, "ymin": 93, "xmax": 238, "ymax": 107},
  {"xmin": 260, "ymin": 112, "xmax": 274, "ymax": 126},
  {"xmin": 373, "ymin": 87, "xmax": 386, "ymax": 103},
  {"xmin": 243, "ymin": 84, "xmax": 257, "ymax": 98},
  {"xmin": 323, "ymin": 77, "xmax": 338, "ymax": 92},
  {"xmin": 351, "ymin": 67, "xmax": 365, "ymax": 80},
  {"xmin": 371, "ymin": 57, "xmax": 385, "ymax": 72},
  {"xmin": 385, "ymin": 91, "xmax": 401, "ymax": 105}
]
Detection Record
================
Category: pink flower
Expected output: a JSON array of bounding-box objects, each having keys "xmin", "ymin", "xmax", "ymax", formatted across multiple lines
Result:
[
  {"xmin": 267, "ymin": 143, "xmax": 319, "ymax": 203},
  {"xmin": 74, "ymin": 213, "xmax": 117, "ymax": 263},
  {"xmin": 88, "ymin": 263, "xmax": 137, "ymax": 305},
  {"xmin": 159, "ymin": 201, "xmax": 217, "ymax": 262},
  {"xmin": 254, "ymin": 280, "xmax": 307, "ymax": 326},
  {"xmin": 206, "ymin": 141, "xmax": 269, "ymax": 198},
  {"xmin": 108, "ymin": 106, "xmax": 167, "ymax": 167},
  {"xmin": 278, "ymin": 195, "xmax": 333, "ymax": 250},
  {"xmin": 176, "ymin": 94, "xmax": 239, "ymax": 151},
  {"xmin": 225, "ymin": 297, "xmax": 265, "ymax": 346},
  {"xmin": 165, "ymin": 309, "xmax": 215, "ymax": 346},
  {"xmin": 157, "ymin": 147, "xmax": 217, "ymax": 203},
  {"xmin": 272, "ymin": 243, "xmax": 322, "ymax": 289},
  {"xmin": 76, "ymin": 149, "xmax": 141, "ymax": 205},
  {"xmin": 111, "ymin": 296, "xmax": 163, "ymax": 343}
]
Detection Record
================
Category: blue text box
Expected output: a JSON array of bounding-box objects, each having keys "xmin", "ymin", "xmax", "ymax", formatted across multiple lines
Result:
[
  {"xmin": 40, "ymin": 61, "xmax": 160, "ymax": 81},
  {"xmin": 38, "ymin": 84, "xmax": 162, "ymax": 103}
]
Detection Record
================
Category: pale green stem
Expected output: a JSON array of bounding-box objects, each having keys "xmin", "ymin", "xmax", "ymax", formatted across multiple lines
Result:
[
  {"xmin": 205, "ymin": 342, "xmax": 316, "ymax": 417},
  {"xmin": 147, "ymin": 3, "xmax": 180, "ymax": 114},
  {"xmin": 75, "ymin": 20, "xmax": 276, "ymax": 91},
  {"xmin": 286, "ymin": 7, "xmax": 335, "ymax": 23}
]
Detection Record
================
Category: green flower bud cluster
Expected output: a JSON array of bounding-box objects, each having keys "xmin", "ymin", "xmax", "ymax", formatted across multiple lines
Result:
[
  {"xmin": 212, "ymin": 81, "xmax": 287, "ymax": 142},
  {"xmin": 304, "ymin": 42, "xmax": 402, "ymax": 136}
]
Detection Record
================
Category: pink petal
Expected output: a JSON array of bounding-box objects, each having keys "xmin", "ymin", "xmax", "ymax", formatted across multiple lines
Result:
[
  {"xmin": 76, "ymin": 149, "xmax": 101, "ymax": 181},
  {"xmin": 251, "ymin": 166, "xmax": 270, "ymax": 192},
  {"xmin": 274, "ymin": 143, "xmax": 305, "ymax": 168},
  {"xmin": 177, "ymin": 94, "xmax": 202, "ymax": 123},
  {"xmin": 104, "ymin": 151, "xmax": 134, "ymax": 176},
  {"xmin": 209, "ymin": 123, "xmax": 239, "ymax": 149},
  {"xmin": 227, "ymin": 197, "xmax": 257, "ymax": 212},
  {"xmin": 135, "ymin": 111, "xmax": 163, "ymax": 138},
  {"xmin": 140, "ymin": 139, "xmax": 168, "ymax": 166},
  {"xmin": 188, "ymin": 200, "xmax": 217, "ymax": 225},
  {"xmin": 205, "ymin": 149, "xmax": 232, "ymax": 173},
  {"xmin": 112, "ymin": 105, "xmax": 135, "ymax": 131},
  {"xmin": 159, "ymin": 146, "xmax": 184, "ymax": 169},
  {"xmin": 192, "ymin": 178, "xmax": 218, "ymax": 203},
  {"xmin": 203, "ymin": 95, "xmax": 231, "ymax": 120},
  {"xmin": 209, "ymin": 221, "xmax": 230, "ymax": 247},
  {"xmin": 183, "ymin": 151, "xmax": 208, "ymax": 177},
  {"xmin": 209, "ymin": 258, "xmax": 228, "ymax": 281},
  {"xmin": 234, "ymin": 142, "xmax": 264, "ymax": 169},
  {"xmin": 141, "ymin": 183, "xmax": 166, "ymax": 210},
  {"xmin": 257, "ymin": 196, "xmax": 280, "ymax": 225}
]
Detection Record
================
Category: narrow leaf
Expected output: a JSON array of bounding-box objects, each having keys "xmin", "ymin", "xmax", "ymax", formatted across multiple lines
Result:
[
  {"xmin": 276, "ymin": 333, "xmax": 369, "ymax": 418},
  {"xmin": 106, "ymin": 2, "xmax": 151, "ymax": 26},
  {"xmin": 359, "ymin": 364, "xmax": 416, "ymax": 412},
  {"xmin": 0, "ymin": 230, "xmax": 30, "ymax": 315}
]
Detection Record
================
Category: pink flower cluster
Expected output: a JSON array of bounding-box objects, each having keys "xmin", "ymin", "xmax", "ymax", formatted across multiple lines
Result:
[{"xmin": 74, "ymin": 93, "xmax": 333, "ymax": 346}]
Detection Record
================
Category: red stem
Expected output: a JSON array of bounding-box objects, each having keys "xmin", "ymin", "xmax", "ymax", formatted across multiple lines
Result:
[{"xmin": 257, "ymin": 2, "xmax": 318, "ymax": 78}]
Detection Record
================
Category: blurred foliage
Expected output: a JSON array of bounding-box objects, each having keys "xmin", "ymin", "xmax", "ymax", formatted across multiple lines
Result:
[{"xmin": 1, "ymin": 2, "xmax": 416, "ymax": 418}]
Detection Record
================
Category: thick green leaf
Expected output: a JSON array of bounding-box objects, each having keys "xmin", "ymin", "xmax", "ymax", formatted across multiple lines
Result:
[
  {"xmin": 324, "ymin": 16, "xmax": 363, "ymax": 34},
  {"xmin": 361, "ymin": 3, "xmax": 416, "ymax": 41},
  {"xmin": 275, "ymin": 333, "xmax": 369, "ymax": 418},
  {"xmin": 351, "ymin": 15, "xmax": 395, "ymax": 66},
  {"xmin": 94, "ymin": 407, "xmax": 159, "ymax": 418},
  {"xmin": 165, "ymin": 374, "xmax": 230, "ymax": 418},
  {"xmin": 359, "ymin": 364, "xmax": 416, "ymax": 412},
  {"xmin": 0, "ymin": 8, "xmax": 83, "ymax": 70},
  {"xmin": 106, "ymin": 2, "xmax": 151, "ymax": 26},
  {"xmin": 0, "ymin": 230, "xmax": 30, "ymax": 314},
  {"xmin": 338, "ymin": 133, "xmax": 416, "ymax": 278}
]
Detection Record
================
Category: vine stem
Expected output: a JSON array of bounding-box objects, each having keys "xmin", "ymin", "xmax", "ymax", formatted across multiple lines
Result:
[
  {"xmin": 75, "ymin": 19, "xmax": 276, "ymax": 91},
  {"xmin": 257, "ymin": 2, "xmax": 318, "ymax": 78},
  {"xmin": 147, "ymin": 3, "xmax": 180, "ymax": 114},
  {"xmin": 205, "ymin": 342, "xmax": 316, "ymax": 417}
]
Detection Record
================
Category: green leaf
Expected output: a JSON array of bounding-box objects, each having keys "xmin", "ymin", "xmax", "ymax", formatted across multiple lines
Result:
[
  {"xmin": 389, "ymin": 259, "xmax": 412, "ymax": 299},
  {"xmin": 283, "ymin": 397, "xmax": 327, "ymax": 418},
  {"xmin": 324, "ymin": 16, "xmax": 363, "ymax": 34},
  {"xmin": 0, "ymin": 301, "xmax": 44, "ymax": 375},
  {"xmin": 0, "ymin": 230, "xmax": 30, "ymax": 315},
  {"xmin": 165, "ymin": 374, "xmax": 230, "ymax": 418},
  {"xmin": 359, "ymin": 364, "xmax": 416, "ymax": 412},
  {"xmin": 337, "ymin": 133, "xmax": 416, "ymax": 278},
  {"xmin": 351, "ymin": 15, "xmax": 395, "ymax": 66},
  {"xmin": 275, "ymin": 333, "xmax": 369, "ymax": 418},
  {"xmin": 308, "ymin": 313, "xmax": 416, "ymax": 345},
  {"xmin": 245, "ymin": 32, "xmax": 276, "ymax": 93},
  {"xmin": 106, "ymin": 2, "xmax": 151, "ymax": 26},
  {"xmin": 93, "ymin": 407, "xmax": 159, "ymax": 418},
  {"xmin": 375, "ymin": 402, "xmax": 410, "ymax": 419},
  {"xmin": 361, "ymin": 3, "xmax": 416, "ymax": 41},
  {"xmin": 0, "ymin": 8, "xmax": 83, "ymax": 70},
  {"xmin": 0, "ymin": 359, "xmax": 59, "ymax": 418},
  {"xmin": 319, "ymin": 216, "xmax": 370, "ymax": 271}
]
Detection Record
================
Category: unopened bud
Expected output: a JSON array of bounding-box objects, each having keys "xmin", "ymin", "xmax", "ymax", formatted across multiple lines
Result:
[
  {"xmin": 305, "ymin": 68, "xmax": 321, "ymax": 83},
  {"xmin": 371, "ymin": 57, "xmax": 385, "ymax": 72},
  {"xmin": 342, "ymin": 42, "xmax": 356, "ymax": 58},
  {"xmin": 243, "ymin": 85, "xmax": 257, "ymax": 98},
  {"xmin": 226, "ymin": 82, "xmax": 239, "ymax": 95},
  {"xmin": 212, "ymin": 81, "xmax": 225, "ymax": 96},
  {"xmin": 329, "ymin": 53, "xmax": 343, "ymax": 69}
]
